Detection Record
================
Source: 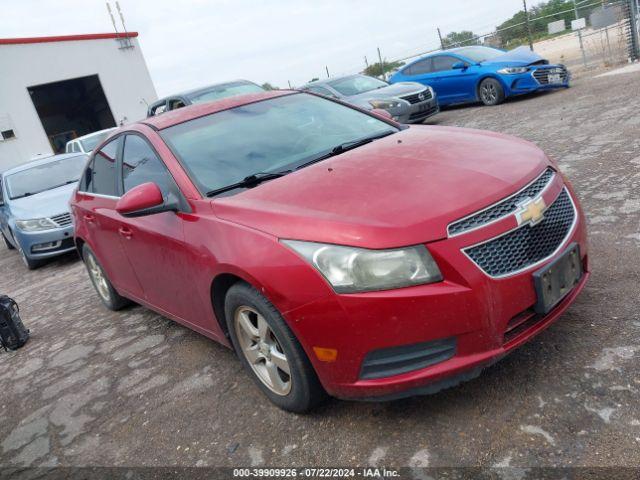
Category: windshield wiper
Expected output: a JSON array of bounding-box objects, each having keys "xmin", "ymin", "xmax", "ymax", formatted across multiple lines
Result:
[
  {"xmin": 295, "ymin": 130, "xmax": 396, "ymax": 171},
  {"xmin": 206, "ymin": 170, "xmax": 292, "ymax": 198}
]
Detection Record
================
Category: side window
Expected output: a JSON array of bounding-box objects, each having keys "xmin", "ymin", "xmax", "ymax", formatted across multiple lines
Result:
[
  {"xmin": 150, "ymin": 102, "xmax": 167, "ymax": 116},
  {"xmin": 121, "ymin": 135, "xmax": 177, "ymax": 197},
  {"xmin": 404, "ymin": 58, "xmax": 433, "ymax": 76},
  {"xmin": 431, "ymin": 56, "xmax": 459, "ymax": 72},
  {"xmin": 87, "ymin": 138, "xmax": 119, "ymax": 196},
  {"xmin": 168, "ymin": 98, "xmax": 186, "ymax": 110}
]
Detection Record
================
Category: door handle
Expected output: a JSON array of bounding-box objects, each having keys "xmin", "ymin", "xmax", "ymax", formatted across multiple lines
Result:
[
  {"xmin": 118, "ymin": 226, "xmax": 133, "ymax": 239},
  {"xmin": 84, "ymin": 214, "xmax": 95, "ymax": 223}
]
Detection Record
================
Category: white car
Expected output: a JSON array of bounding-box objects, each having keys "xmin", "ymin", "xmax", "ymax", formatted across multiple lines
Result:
[{"xmin": 65, "ymin": 128, "xmax": 116, "ymax": 154}]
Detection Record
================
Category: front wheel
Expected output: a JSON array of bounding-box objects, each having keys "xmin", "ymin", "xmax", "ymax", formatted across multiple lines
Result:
[
  {"xmin": 82, "ymin": 244, "xmax": 131, "ymax": 310},
  {"xmin": 2, "ymin": 231, "xmax": 15, "ymax": 250},
  {"xmin": 479, "ymin": 78, "xmax": 505, "ymax": 106},
  {"xmin": 225, "ymin": 283, "xmax": 326, "ymax": 413}
]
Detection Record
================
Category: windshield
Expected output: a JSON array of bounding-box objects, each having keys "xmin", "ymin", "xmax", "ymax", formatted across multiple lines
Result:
[
  {"xmin": 328, "ymin": 75, "xmax": 388, "ymax": 96},
  {"xmin": 187, "ymin": 82, "xmax": 264, "ymax": 104},
  {"xmin": 80, "ymin": 131, "xmax": 112, "ymax": 153},
  {"xmin": 6, "ymin": 155, "xmax": 86, "ymax": 200},
  {"xmin": 160, "ymin": 93, "xmax": 398, "ymax": 195},
  {"xmin": 456, "ymin": 46, "xmax": 504, "ymax": 63}
]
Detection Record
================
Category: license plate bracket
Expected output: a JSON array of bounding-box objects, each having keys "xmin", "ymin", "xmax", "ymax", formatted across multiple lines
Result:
[
  {"xmin": 548, "ymin": 73, "xmax": 562, "ymax": 84},
  {"xmin": 533, "ymin": 243, "xmax": 582, "ymax": 314}
]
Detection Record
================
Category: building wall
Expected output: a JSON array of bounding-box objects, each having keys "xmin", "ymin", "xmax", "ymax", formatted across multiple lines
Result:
[{"xmin": 0, "ymin": 35, "xmax": 157, "ymax": 171}]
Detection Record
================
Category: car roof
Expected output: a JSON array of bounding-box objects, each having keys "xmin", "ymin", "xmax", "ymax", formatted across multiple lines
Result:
[
  {"xmin": 142, "ymin": 90, "xmax": 295, "ymax": 130},
  {"xmin": 156, "ymin": 79, "xmax": 262, "ymax": 102},
  {"xmin": 3, "ymin": 153, "xmax": 87, "ymax": 176},
  {"xmin": 302, "ymin": 74, "xmax": 362, "ymax": 89},
  {"xmin": 74, "ymin": 128, "xmax": 117, "ymax": 141}
]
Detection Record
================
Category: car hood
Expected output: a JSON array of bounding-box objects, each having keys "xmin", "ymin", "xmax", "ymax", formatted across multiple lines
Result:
[
  {"xmin": 9, "ymin": 183, "xmax": 76, "ymax": 220},
  {"xmin": 347, "ymin": 82, "xmax": 427, "ymax": 103},
  {"xmin": 212, "ymin": 126, "xmax": 550, "ymax": 249},
  {"xmin": 482, "ymin": 46, "xmax": 549, "ymax": 67}
]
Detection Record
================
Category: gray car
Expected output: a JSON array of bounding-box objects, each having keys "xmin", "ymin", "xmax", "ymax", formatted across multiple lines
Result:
[
  {"xmin": 0, "ymin": 153, "xmax": 87, "ymax": 269},
  {"xmin": 300, "ymin": 74, "xmax": 438, "ymax": 123}
]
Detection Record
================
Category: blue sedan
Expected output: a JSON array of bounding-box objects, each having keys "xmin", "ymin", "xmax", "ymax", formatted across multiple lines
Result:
[
  {"xmin": 390, "ymin": 46, "xmax": 570, "ymax": 107},
  {"xmin": 0, "ymin": 153, "xmax": 87, "ymax": 269}
]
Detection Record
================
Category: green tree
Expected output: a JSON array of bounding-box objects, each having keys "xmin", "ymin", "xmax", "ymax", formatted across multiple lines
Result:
[
  {"xmin": 442, "ymin": 31, "xmax": 479, "ymax": 48},
  {"xmin": 308, "ymin": 77, "xmax": 320, "ymax": 83},
  {"xmin": 261, "ymin": 82, "xmax": 278, "ymax": 91},
  {"xmin": 363, "ymin": 60, "xmax": 405, "ymax": 78}
]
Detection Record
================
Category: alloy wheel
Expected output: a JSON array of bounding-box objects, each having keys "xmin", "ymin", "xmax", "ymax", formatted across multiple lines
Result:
[
  {"xmin": 87, "ymin": 253, "xmax": 111, "ymax": 302},
  {"xmin": 234, "ymin": 305, "xmax": 292, "ymax": 396},
  {"xmin": 482, "ymin": 83, "xmax": 498, "ymax": 104}
]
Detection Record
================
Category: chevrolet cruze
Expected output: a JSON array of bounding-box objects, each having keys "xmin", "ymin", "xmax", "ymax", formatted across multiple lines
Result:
[{"xmin": 71, "ymin": 90, "xmax": 588, "ymax": 412}]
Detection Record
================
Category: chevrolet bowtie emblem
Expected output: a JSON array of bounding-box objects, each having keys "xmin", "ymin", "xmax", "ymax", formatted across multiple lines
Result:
[{"xmin": 516, "ymin": 196, "xmax": 547, "ymax": 226}]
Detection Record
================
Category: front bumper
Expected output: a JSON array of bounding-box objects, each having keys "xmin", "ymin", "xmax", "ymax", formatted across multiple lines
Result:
[
  {"xmin": 283, "ymin": 179, "xmax": 588, "ymax": 400},
  {"xmin": 13, "ymin": 225, "xmax": 76, "ymax": 260},
  {"xmin": 503, "ymin": 65, "xmax": 570, "ymax": 96},
  {"xmin": 394, "ymin": 97, "xmax": 439, "ymax": 124}
]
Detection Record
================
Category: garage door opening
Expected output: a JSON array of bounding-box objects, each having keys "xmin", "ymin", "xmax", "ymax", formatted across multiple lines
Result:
[{"xmin": 28, "ymin": 75, "xmax": 116, "ymax": 153}]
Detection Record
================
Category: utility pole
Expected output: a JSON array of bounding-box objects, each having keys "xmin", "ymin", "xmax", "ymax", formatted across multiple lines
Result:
[
  {"xmin": 287, "ymin": 80, "xmax": 292, "ymax": 89},
  {"xmin": 522, "ymin": 0, "xmax": 534, "ymax": 51},
  {"xmin": 573, "ymin": 0, "xmax": 588, "ymax": 67},
  {"xmin": 437, "ymin": 28, "xmax": 445, "ymax": 50},
  {"xmin": 377, "ymin": 47, "xmax": 385, "ymax": 80},
  {"xmin": 364, "ymin": 55, "xmax": 369, "ymax": 68},
  {"xmin": 325, "ymin": 66, "xmax": 330, "ymax": 78}
]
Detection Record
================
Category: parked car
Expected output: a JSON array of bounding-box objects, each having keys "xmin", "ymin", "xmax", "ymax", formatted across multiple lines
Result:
[
  {"xmin": 72, "ymin": 91, "xmax": 588, "ymax": 412},
  {"xmin": 301, "ymin": 74, "xmax": 438, "ymax": 123},
  {"xmin": 65, "ymin": 128, "xmax": 117, "ymax": 155},
  {"xmin": 390, "ymin": 46, "xmax": 570, "ymax": 107},
  {"xmin": 1, "ymin": 153, "xmax": 87, "ymax": 269},
  {"xmin": 147, "ymin": 80, "xmax": 265, "ymax": 117}
]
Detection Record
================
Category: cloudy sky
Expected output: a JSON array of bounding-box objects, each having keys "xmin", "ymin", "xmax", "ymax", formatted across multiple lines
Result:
[{"xmin": 2, "ymin": 0, "xmax": 526, "ymax": 96}]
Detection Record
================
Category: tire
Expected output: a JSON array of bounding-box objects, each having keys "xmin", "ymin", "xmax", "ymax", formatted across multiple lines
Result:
[
  {"xmin": 16, "ymin": 242, "xmax": 42, "ymax": 270},
  {"xmin": 225, "ymin": 282, "xmax": 327, "ymax": 413},
  {"xmin": 2, "ymin": 231, "xmax": 15, "ymax": 250},
  {"xmin": 82, "ymin": 244, "xmax": 131, "ymax": 311},
  {"xmin": 479, "ymin": 78, "xmax": 505, "ymax": 106}
]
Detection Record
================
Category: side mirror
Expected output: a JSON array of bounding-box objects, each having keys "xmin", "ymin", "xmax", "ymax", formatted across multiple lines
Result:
[
  {"xmin": 116, "ymin": 182, "xmax": 173, "ymax": 218},
  {"xmin": 452, "ymin": 62, "xmax": 468, "ymax": 70},
  {"xmin": 370, "ymin": 108, "xmax": 393, "ymax": 120}
]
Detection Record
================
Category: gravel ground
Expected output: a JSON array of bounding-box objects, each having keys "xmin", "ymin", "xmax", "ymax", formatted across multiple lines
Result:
[{"xmin": 1, "ymin": 69, "xmax": 639, "ymax": 476}]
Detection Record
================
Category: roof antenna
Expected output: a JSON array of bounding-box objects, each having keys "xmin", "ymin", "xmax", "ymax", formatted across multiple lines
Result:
[
  {"xmin": 106, "ymin": 2, "xmax": 120, "ymax": 36},
  {"xmin": 115, "ymin": 2, "xmax": 130, "ymax": 40}
]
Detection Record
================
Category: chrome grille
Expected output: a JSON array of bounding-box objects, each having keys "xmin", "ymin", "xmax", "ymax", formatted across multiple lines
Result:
[
  {"xmin": 51, "ymin": 212, "xmax": 73, "ymax": 227},
  {"xmin": 464, "ymin": 188, "xmax": 575, "ymax": 278},
  {"xmin": 448, "ymin": 168, "xmax": 555, "ymax": 236},
  {"xmin": 532, "ymin": 66, "xmax": 568, "ymax": 85},
  {"xmin": 401, "ymin": 89, "xmax": 432, "ymax": 104}
]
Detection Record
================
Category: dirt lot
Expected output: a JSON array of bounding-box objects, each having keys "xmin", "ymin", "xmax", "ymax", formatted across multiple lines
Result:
[{"xmin": 1, "ymin": 69, "xmax": 639, "ymax": 476}]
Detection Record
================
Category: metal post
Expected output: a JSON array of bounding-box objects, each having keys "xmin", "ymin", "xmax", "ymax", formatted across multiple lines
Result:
[
  {"xmin": 573, "ymin": 0, "xmax": 588, "ymax": 67},
  {"xmin": 325, "ymin": 66, "xmax": 330, "ymax": 78},
  {"xmin": 523, "ymin": 0, "xmax": 534, "ymax": 51},
  {"xmin": 437, "ymin": 28, "xmax": 445, "ymax": 50},
  {"xmin": 364, "ymin": 56, "xmax": 369, "ymax": 68},
  {"xmin": 629, "ymin": 0, "xmax": 640, "ymax": 60},
  {"xmin": 377, "ymin": 47, "xmax": 385, "ymax": 80},
  {"xmin": 287, "ymin": 80, "xmax": 292, "ymax": 89}
]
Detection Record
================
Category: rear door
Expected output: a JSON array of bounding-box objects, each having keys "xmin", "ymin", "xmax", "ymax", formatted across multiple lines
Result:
[
  {"xmin": 76, "ymin": 137, "xmax": 144, "ymax": 297},
  {"xmin": 114, "ymin": 133, "xmax": 200, "ymax": 323}
]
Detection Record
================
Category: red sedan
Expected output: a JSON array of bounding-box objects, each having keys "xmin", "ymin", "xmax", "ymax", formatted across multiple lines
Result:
[{"xmin": 71, "ymin": 90, "xmax": 588, "ymax": 412}]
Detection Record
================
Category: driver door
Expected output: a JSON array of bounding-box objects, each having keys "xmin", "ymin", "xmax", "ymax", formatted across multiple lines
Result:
[{"xmin": 115, "ymin": 133, "xmax": 199, "ymax": 324}]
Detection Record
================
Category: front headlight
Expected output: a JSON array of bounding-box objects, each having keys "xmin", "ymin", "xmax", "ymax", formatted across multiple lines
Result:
[
  {"xmin": 369, "ymin": 99, "xmax": 403, "ymax": 110},
  {"xmin": 497, "ymin": 67, "xmax": 529, "ymax": 74},
  {"xmin": 282, "ymin": 240, "xmax": 443, "ymax": 293},
  {"xmin": 15, "ymin": 218, "xmax": 58, "ymax": 232}
]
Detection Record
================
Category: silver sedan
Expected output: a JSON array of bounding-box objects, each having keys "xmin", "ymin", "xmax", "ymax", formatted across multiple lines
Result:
[{"xmin": 300, "ymin": 74, "xmax": 438, "ymax": 123}]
